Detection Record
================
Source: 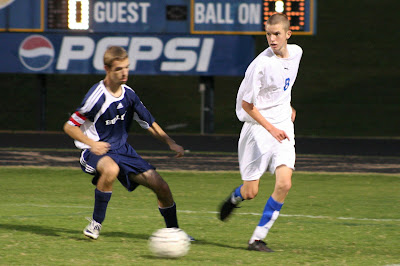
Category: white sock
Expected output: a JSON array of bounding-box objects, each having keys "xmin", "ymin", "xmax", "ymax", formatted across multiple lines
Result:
[{"xmin": 249, "ymin": 210, "xmax": 280, "ymax": 244}]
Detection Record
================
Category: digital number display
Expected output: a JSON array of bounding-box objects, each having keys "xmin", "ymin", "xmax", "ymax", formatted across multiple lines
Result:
[
  {"xmin": 68, "ymin": 0, "xmax": 89, "ymax": 30},
  {"xmin": 262, "ymin": 0, "xmax": 308, "ymax": 32},
  {"xmin": 47, "ymin": 0, "xmax": 89, "ymax": 30}
]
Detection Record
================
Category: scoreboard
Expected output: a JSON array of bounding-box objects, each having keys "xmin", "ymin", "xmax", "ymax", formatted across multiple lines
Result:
[
  {"xmin": 192, "ymin": 0, "xmax": 316, "ymax": 35},
  {"xmin": 1, "ymin": 0, "xmax": 316, "ymax": 35}
]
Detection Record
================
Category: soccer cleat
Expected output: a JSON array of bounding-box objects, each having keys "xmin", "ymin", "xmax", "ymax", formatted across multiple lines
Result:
[
  {"xmin": 187, "ymin": 234, "xmax": 196, "ymax": 241},
  {"xmin": 247, "ymin": 240, "xmax": 274, "ymax": 252},
  {"xmin": 83, "ymin": 218, "xmax": 102, "ymax": 240},
  {"xmin": 219, "ymin": 192, "xmax": 240, "ymax": 221}
]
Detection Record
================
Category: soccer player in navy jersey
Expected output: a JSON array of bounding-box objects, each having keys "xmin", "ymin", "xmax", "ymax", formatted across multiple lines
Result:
[{"xmin": 64, "ymin": 46, "xmax": 187, "ymax": 240}]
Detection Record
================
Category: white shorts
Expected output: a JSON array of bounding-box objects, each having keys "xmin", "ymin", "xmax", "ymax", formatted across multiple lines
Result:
[{"xmin": 238, "ymin": 121, "xmax": 295, "ymax": 181}]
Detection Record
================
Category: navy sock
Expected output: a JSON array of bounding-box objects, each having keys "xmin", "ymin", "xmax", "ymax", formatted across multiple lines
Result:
[
  {"xmin": 159, "ymin": 202, "xmax": 178, "ymax": 228},
  {"xmin": 93, "ymin": 188, "xmax": 112, "ymax": 224}
]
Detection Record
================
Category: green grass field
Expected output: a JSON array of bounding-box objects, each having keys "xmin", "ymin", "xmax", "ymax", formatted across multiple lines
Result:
[{"xmin": 0, "ymin": 167, "xmax": 399, "ymax": 265}]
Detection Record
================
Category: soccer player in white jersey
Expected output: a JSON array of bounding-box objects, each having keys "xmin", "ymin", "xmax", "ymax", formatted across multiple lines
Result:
[
  {"xmin": 64, "ymin": 46, "xmax": 189, "ymax": 240},
  {"xmin": 218, "ymin": 13, "xmax": 303, "ymax": 252}
]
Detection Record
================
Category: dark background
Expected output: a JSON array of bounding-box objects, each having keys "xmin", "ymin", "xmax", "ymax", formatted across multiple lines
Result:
[{"xmin": 1, "ymin": 0, "xmax": 399, "ymax": 137}]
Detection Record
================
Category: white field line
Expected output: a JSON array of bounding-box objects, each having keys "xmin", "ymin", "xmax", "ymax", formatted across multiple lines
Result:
[
  {"xmin": 1, "ymin": 204, "xmax": 399, "ymax": 222},
  {"xmin": 179, "ymin": 210, "xmax": 400, "ymax": 222}
]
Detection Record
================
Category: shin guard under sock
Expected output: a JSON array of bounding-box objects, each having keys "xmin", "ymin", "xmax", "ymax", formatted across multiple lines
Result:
[
  {"xmin": 159, "ymin": 202, "xmax": 178, "ymax": 228},
  {"xmin": 249, "ymin": 196, "xmax": 283, "ymax": 244},
  {"xmin": 93, "ymin": 188, "xmax": 112, "ymax": 224}
]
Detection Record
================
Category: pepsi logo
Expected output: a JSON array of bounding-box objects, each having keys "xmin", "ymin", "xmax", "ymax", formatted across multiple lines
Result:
[
  {"xmin": 0, "ymin": 0, "xmax": 15, "ymax": 10},
  {"xmin": 19, "ymin": 35, "xmax": 55, "ymax": 71}
]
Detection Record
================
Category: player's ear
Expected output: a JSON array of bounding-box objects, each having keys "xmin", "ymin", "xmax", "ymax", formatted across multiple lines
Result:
[
  {"xmin": 286, "ymin": 30, "xmax": 292, "ymax": 40},
  {"xmin": 104, "ymin": 65, "xmax": 110, "ymax": 72}
]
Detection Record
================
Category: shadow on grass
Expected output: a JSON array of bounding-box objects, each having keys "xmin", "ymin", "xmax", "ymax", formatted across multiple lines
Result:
[
  {"xmin": 139, "ymin": 239, "xmax": 246, "ymax": 261},
  {"xmin": 0, "ymin": 223, "xmax": 149, "ymax": 241},
  {"xmin": 0, "ymin": 223, "xmax": 246, "ymax": 251},
  {"xmin": 0, "ymin": 223, "xmax": 77, "ymax": 237},
  {"xmin": 102, "ymin": 231, "xmax": 149, "ymax": 240},
  {"xmin": 191, "ymin": 239, "xmax": 245, "ymax": 251}
]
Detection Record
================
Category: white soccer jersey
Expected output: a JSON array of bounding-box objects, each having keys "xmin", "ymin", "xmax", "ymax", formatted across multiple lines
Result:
[
  {"xmin": 236, "ymin": 44, "xmax": 303, "ymax": 124},
  {"xmin": 67, "ymin": 80, "xmax": 155, "ymax": 150}
]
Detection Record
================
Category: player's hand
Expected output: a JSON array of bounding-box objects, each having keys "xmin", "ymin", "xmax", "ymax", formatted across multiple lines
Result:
[
  {"xmin": 269, "ymin": 127, "xmax": 290, "ymax": 143},
  {"xmin": 169, "ymin": 143, "xmax": 185, "ymax": 158},
  {"xmin": 90, "ymin": 141, "xmax": 110, "ymax": 155}
]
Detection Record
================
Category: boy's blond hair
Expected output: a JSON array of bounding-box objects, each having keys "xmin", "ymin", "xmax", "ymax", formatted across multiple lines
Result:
[{"xmin": 104, "ymin": 46, "xmax": 128, "ymax": 68}]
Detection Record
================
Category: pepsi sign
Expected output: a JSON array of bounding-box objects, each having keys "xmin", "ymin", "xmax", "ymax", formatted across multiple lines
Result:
[
  {"xmin": 0, "ymin": 33, "xmax": 254, "ymax": 76},
  {"xmin": 19, "ymin": 35, "xmax": 55, "ymax": 71}
]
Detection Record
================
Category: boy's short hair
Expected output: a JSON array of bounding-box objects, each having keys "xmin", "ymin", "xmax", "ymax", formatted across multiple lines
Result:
[
  {"xmin": 104, "ymin": 46, "xmax": 128, "ymax": 67},
  {"xmin": 266, "ymin": 13, "xmax": 290, "ymax": 31}
]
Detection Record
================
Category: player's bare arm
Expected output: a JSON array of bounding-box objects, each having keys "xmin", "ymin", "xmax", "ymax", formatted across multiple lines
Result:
[
  {"xmin": 291, "ymin": 106, "xmax": 296, "ymax": 122},
  {"xmin": 147, "ymin": 122, "xmax": 184, "ymax": 157},
  {"xmin": 242, "ymin": 100, "xmax": 289, "ymax": 142},
  {"xmin": 63, "ymin": 122, "xmax": 110, "ymax": 155}
]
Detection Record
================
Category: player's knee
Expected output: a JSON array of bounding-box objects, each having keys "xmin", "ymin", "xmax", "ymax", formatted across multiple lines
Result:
[
  {"xmin": 157, "ymin": 179, "xmax": 171, "ymax": 194},
  {"xmin": 98, "ymin": 157, "xmax": 120, "ymax": 182},
  {"xmin": 104, "ymin": 165, "xmax": 119, "ymax": 178},
  {"xmin": 147, "ymin": 172, "xmax": 171, "ymax": 194},
  {"xmin": 276, "ymin": 179, "xmax": 292, "ymax": 193},
  {"xmin": 97, "ymin": 156, "xmax": 119, "ymax": 174}
]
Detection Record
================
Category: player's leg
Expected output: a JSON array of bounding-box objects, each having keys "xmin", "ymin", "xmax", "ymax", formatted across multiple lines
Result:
[
  {"xmin": 129, "ymin": 170, "xmax": 178, "ymax": 228},
  {"xmin": 219, "ymin": 179, "xmax": 260, "ymax": 221},
  {"xmin": 271, "ymin": 165, "xmax": 292, "ymax": 202},
  {"xmin": 248, "ymin": 165, "xmax": 292, "ymax": 251},
  {"xmin": 83, "ymin": 155, "xmax": 120, "ymax": 239},
  {"xmin": 241, "ymin": 179, "xmax": 261, "ymax": 199},
  {"xmin": 93, "ymin": 156, "xmax": 119, "ymax": 222},
  {"xmin": 220, "ymin": 122, "xmax": 272, "ymax": 221},
  {"xmin": 248, "ymin": 120, "xmax": 295, "ymax": 251}
]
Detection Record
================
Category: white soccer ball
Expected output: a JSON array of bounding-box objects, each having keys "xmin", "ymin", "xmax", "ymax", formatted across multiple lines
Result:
[{"xmin": 148, "ymin": 228, "xmax": 190, "ymax": 258}]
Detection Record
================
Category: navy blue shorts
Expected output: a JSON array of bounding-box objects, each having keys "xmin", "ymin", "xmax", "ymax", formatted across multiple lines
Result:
[{"xmin": 79, "ymin": 143, "xmax": 155, "ymax": 191}]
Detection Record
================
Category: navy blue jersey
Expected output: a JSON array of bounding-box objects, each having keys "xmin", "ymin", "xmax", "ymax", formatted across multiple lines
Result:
[{"xmin": 67, "ymin": 80, "xmax": 155, "ymax": 150}]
